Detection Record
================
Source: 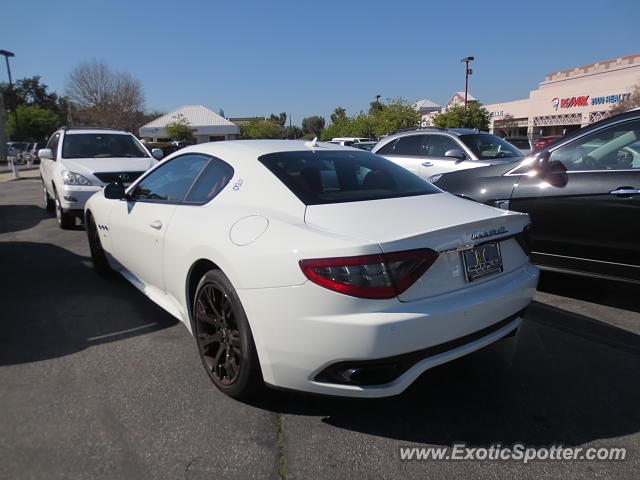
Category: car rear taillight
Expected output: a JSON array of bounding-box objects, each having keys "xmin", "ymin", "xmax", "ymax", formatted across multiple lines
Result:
[{"xmin": 299, "ymin": 249, "xmax": 439, "ymax": 299}]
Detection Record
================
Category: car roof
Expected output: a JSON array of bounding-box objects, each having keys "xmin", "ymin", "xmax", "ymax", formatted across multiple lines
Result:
[
  {"xmin": 176, "ymin": 139, "xmax": 357, "ymax": 160},
  {"xmin": 62, "ymin": 128, "xmax": 132, "ymax": 135},
  {"xmin": 382, "ymin": 128, "xmax": 489, "ymax": 141}
]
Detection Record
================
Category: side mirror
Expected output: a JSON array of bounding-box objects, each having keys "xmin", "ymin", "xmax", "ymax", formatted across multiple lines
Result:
[
  {"xmin": 104, "ymin": 182, "xmax": 127, "ymax": 200},
  {"xmin": 38, "ymin": 148, "xmax": 53, "ymax": 160},
  {"xmin": 444, "ymin": 149, "xmax": 466, "ymax": 161},
  {"xmin": 151, "ymin": 148, "xmax": 164, "ymax": 160}
]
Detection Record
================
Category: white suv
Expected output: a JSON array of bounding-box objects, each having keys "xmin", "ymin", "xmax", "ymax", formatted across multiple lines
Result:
[{"xmin": 39, "ymin": 128, "xmax": 163, "ymax": 229}]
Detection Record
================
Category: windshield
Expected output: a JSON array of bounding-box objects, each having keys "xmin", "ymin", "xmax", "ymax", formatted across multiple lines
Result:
[
  {"xmin": 62, "ymin": 133, "xmax": 149, "ymax": 159},
  {"xmin": 461, "ymin": 134, "xmax": 524, "ymax": 160},
  {"xmin": 259, "ymin": 150, "xmax": 440, "ymax": 205}
]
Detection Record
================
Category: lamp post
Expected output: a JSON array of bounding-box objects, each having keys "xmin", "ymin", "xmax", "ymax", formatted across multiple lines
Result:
[
  {"xmin": 0, "ymin": 49, "xmax": 20, "ymax": 138},
  {"xmin": 375, "ymin": 94, "xmax": 381, "ymax": 110},
  {"xmin": 460, "ymin": 56, "xmax": 474, "ymax": 111}
]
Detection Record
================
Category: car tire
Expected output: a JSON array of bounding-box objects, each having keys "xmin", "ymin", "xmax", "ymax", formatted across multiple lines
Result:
[
  {"xmin": 54, "ymin": 190, "xmax": 75, "ymax": 229},
  {"xmin": 193, "ymin": 270, "xmax": 263, "ymax": 399},
  {"xmin": 86, "ymin": 213, "xmax": 113, "ymax": 276},
  {"xmin": 42, "ymin": 183, "xmax": 55, "ymax": 211}
]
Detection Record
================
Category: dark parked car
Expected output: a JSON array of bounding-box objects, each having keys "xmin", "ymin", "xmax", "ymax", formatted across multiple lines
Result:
[{"xmin": 431, "ymin": 110, "xmax": 640, "ymax": 283}]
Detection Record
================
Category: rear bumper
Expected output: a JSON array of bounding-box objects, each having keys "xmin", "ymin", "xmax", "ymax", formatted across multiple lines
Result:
[{"xmin": 238, "ymin": 263, "xmax": 539, "ymax": 397}]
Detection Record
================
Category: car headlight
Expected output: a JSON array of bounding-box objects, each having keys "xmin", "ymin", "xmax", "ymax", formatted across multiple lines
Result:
[
  {"xmin": 428, "ymin": 174, "xmax": 442, "ymax": 184},
  {"xmin": 62, "ymin": 170, "xmax": 92, "ymax": 186}
]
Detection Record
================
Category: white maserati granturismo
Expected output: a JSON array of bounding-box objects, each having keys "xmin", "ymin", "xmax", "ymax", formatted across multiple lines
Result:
[{"xmin": 84, "ymin": 140, "xmax": 539, "ymax": 398}]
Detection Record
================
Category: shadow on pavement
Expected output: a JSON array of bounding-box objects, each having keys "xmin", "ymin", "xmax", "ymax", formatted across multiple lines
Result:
[
  {"xmin": 0, "ymin": 242, "xmax": 178, "ymax": 365},
  {"xmin": 251, "ymin": 304, "xmax": 640, "ymax": 447},
  {"xmin": 0, "ymin": 205, "xmax": 51, "ymax": 234},
  {"xmin": 538, "ymin": 270, "xmax": 640, "ymax": 313}
]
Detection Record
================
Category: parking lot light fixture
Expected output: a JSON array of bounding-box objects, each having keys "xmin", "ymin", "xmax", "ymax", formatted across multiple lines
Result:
[
  {"xmin": 0, "ymin": 49, "xmax": 20, "ymax": 138},
  {"xmin": 460, "ymin": 56, "xmax": 474, "ymax": 111}
]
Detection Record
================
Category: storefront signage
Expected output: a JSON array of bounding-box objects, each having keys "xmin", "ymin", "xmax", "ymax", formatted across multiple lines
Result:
[
  {"xmin": 552, "ymin": 92, "xmax": 631, "ymax": 110},
  {"xmin": 591, "ymin": 93, "xmax": 630, "ymax": 105},
  {"xmin": 552, "ymin": 96, "xmax": 590, "ymax": 110}
]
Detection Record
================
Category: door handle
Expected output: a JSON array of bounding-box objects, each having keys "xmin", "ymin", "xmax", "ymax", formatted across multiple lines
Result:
[
  {"xmin": 421, "ymin": 162, "xmax": 434, "ymax": 167},
  {"xmin": 149, "ymin": 220, "xmax": 163, "ymax": 230},
  {"xmin": 609, "ymin": 188, "xmax": 640, "ymax": 196}
]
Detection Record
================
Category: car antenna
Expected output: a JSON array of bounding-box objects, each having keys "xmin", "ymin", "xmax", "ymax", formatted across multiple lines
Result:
[{"xmin": 305, "ymin": 137, "xmax": 319, "ymax": 149}]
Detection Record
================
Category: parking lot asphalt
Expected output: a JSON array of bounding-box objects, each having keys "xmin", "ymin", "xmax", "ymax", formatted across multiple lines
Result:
[{"xmin": 1, "ymin": 178, "xmax": 639, "ymax": 480}]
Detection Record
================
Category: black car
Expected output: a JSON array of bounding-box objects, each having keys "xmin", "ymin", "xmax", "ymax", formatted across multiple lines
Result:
[{"xmin": 432, "ymin": 109, "xmax": 640, "ymax": 283}]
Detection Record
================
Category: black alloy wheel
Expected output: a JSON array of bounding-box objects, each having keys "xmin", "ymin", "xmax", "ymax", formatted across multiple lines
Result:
[{"xmin": 194, "ymin": 270, "xmax": 262, "ymax": 398}]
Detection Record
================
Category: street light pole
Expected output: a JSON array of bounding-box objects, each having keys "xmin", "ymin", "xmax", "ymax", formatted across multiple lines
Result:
[
  {"xmin": 460, "ymin": 56, "xmax": 474, "ymax": 111},
  {"xmin": 375, "ymin": 94, "xmax": 381, "ymax": 110},
  {"xmin": 0, "ymin": 49, "xmax": 20, "ymax": 138}
]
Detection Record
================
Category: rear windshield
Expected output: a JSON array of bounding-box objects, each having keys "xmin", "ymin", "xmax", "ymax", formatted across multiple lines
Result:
[
  {"xmin": 461, "ymin": 134, "xmax": 524, "ymax": 160},
  {"xmin": 62, "ymin": 133, "xmax": 149, "ymax": 159},
  {"xmin": 258, "ymin": 150, "xmax": 440, "ymax": 205}
]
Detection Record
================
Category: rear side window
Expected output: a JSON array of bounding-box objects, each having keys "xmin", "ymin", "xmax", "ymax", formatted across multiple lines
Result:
[
  {"xmin": 393, "ymin": 135, "xmax": 425, "ymax": 156},
  {"xmin": 375, "ymin": 139, "xmax": 397, "ymax": 154},
  {"xmin": 259, "ymin": 150, "xmax": 440, "ymax": 205},
  {"xmin": 184, "ymin": 158, "xmax": 234, "ymax": 203}
]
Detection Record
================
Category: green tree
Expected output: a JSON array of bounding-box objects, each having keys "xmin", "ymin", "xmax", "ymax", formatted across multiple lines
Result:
[
  {"xmin": 284, "ymin": 125, "xmax": 303, "ymax": 139},
  {"xmin": 301, "ymin": 116, "xmax": 325, "ymax": 137},
  {"xmin": 6, "ymin": 105, "xmax": 61, "ymax": 141},
  {"xmin": 0, "ymin": 76, "xmax": 70, "ymax": 126},
  {"xmin": 240, "ymin": 118, "xmax": 284, "ymax": 139},
  {"xmin": 320, "ymin": 99, "xmax": 419, "ymax": 140},
  {"xmin": 165, "ymin": 113, "xmax": 195, "ymax": 142},
  {"xmin": 432, "ymin": 103, "xmax": 490, "ymax": 131},
  {"xmin": 330, "ymin": 107, "xmax": 347, "ymax": 124},
  {"xmin": 269, "ymin": 112, "xmax": 287, "ymax": 127}
]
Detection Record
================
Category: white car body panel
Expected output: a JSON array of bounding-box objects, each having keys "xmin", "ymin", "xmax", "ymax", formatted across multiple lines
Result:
[{"xmin": 85, "ymin": 140, "xmax": 538, "ymax": 397}]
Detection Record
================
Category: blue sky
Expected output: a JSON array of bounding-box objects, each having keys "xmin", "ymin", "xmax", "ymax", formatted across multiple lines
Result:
[{"xmin": 2, "ymin": 0, "xmax": 639, "ymax": 126}]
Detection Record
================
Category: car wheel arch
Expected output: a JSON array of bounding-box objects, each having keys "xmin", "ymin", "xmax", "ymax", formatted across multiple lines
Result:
[{"xmin": 186, "ymin": 258, "xmax": 222, "ymax": 334}]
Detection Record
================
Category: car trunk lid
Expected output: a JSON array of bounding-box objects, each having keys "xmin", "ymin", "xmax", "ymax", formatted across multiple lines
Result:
[{"xmin": 304, "ymin": 192, "xmax": 530, "ymax": 301}]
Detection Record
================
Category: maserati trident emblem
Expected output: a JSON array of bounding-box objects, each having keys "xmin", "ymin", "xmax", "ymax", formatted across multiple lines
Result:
[
  {"xmin": 468, "ymin": 225, "xmax": 507, "ymax": 241},
  {"xmin": 118, "ymin": 173, "xmax": 131, "ymax": 181}
]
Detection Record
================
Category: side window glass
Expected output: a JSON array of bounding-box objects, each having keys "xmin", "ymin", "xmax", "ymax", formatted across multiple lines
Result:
[
  {"xmin": 393, "ymin": 135, "xmax": 425, "ymax": 156},
  {"xmin": 375, "ymin": 139, "xmax": 397, "ymax": 155},
  {"xmin": 184, "ymin": 158, "xmax": 234, "ymax": 204},
  {"xmin": 131, "ymin": 154, "xmax": 210, "ymax": 202},
  {"xmin": 549, "ymin": 119, "xmax": 640, "ymax": 171},
  {"xmin": 426, "ymin": 135, "xmax": 462, "ymax": 158},
  {"xmin": 47, "ymin": 133, "xmax": 60, "ymax": 160}
]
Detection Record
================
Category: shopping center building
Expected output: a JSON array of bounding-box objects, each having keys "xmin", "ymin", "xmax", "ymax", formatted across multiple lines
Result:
[{"xmin": 484, "ymin": 53, "xmax": 640, "ymax": 137}]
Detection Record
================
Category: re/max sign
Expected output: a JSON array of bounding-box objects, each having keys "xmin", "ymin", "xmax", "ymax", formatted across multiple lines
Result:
[
  {"xmin": 591, "ymin": 93, "xmax": 630, "ymax": 105},
  {"xmin": 560, "ymin": 96, "xmax": 589, "ymax": 108}
]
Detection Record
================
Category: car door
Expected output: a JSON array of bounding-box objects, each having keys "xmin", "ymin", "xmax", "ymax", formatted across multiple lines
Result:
[
  {"xmin": 419, "ymin": 134, "xmax": 470, "ymax": 177},
  {"xmin": 509, "ymin": 117, "xmax": 640, "ymax": 278},
  {"xmin": 376, "ymin": 135, "xmax": 426, "ymax": 176},
  {"xmin": 41, "ymin": 132, "xmax": 60, "ymax": 191},
  {"xmin": 109, "ymin": 153, "xmax": 211, "ymax": 290}
]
